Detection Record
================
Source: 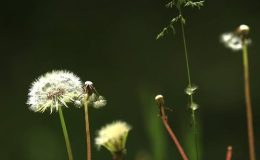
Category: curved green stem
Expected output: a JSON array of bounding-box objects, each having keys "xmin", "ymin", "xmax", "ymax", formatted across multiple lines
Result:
[
  {"xmin": 58, "ymin": 107, "xmax": 74, "ymax": 160},
  {"xmin": 242, "ymin": 42, "xmax": 255, "ymax": 160}
]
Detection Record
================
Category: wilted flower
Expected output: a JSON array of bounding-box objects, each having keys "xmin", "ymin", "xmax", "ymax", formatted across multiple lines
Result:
[
  {"xmin": 95, "ymin": 121, "xmax": 132, "ymax": 154},
  {"xmin": 79, "ymin": 81, "xmax": 107, "ymax": 108},
  {"xmin": 27, "ymin": 70, "xmax": 83, "ymax": 113},
  {"xmin": 220, "ymin": 24, "xmax": 251, "ymax": 51}
]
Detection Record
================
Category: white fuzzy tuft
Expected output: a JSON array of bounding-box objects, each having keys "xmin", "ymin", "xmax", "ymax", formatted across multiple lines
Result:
[
  {"xmin": 220, "ymin": 32, "xmax": 243, "ymax": 51},
  {"xmin": 27, "ymin": 70, "xmax": 83, "ymax": 113}
]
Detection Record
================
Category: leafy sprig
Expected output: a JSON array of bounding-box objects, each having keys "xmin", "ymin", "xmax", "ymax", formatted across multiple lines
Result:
[{"xmin": 157, "ymin": 0, "xmax": 204, "ymax": 39}]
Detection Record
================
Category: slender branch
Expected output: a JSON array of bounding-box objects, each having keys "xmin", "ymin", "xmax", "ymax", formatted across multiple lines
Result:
[
  {"xmin": 242, "ymin": 41, "xmax": 256, "ymax": 160},
  {"xmin": 225, "ymin": 146, "xmax": 232, "ymax": 160},
  {"xmin": 58, "ymin": 107, "xmax": 74, "ymax": 160},
  {"xmin": 155, "ymin": 95, "xmax": 189, "ymax": 160},
  {"xmin": 83, "ymin": 94, "xmax": 92, "ymax": 160}
]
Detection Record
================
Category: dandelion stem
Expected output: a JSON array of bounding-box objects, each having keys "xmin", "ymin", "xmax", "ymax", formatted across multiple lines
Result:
[
  {"xmin": 83, "ymin": 94, "xmax": 92, "ymax": 160},
  {"xmin": 58, "ymin": 107, "xmax": 74, "ymax": 160},
  {"xmin": 226, "ymin": 146, "xmax": 232, "ymax": 160},
  {"xmin": 179, "ymin": 11, "xmax": 199, "ymax": 160},
  {"xmin": 242, "ymin": 41, "xmax": 256, "ymax": 160},
  {"xmin": 112, "ymin": 152, "xmax": 124, "ymax": 160},
  {"xmin": 156, "ymin": 97, "xmax": 189, "ymax": 160}
]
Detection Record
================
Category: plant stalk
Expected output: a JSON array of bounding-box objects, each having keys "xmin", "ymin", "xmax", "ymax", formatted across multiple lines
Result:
[
  {"xmin": 158, "ymin": 101, "xmax": 189, "ymax": 160},
  {"xmin": 58, "ymin": 107, "xmax": 74, "ymax": 160},
  {"xmin": 179, "ymin": 12, "xmax": 199, "ymax": 160},
  {"xmin": 242, "ymin": 41, "xmax": 256, "ymax": 160},
  {"xmin": 83, "ymin": 94, "xmax": 92, "ymax": 160},
  {"xmin": 112, "ymin": 152, "xmax": 124, "ymax": 160}
]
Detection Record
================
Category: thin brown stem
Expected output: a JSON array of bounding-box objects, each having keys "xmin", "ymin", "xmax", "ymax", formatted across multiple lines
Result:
[
  {"xmin": 242, "ymin": 42, "xmax": 256, "ymax": 160},
  {"xmin": 156, "ymin": 96, "xmax": 189, "ymax": 160},
  {"xmin": 84, "ymin": 94, "xmax": 91, "ymax": 160},
  {"xmin": 225, "ymin": 146, "xmax": 232, "ymax": 160}
]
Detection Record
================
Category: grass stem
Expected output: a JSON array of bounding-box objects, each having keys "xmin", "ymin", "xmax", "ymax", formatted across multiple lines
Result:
[
  {"xmin": 179, "ymin": 12, "xmax": 199, "ymax": 160},
  {"xmin": 58, "ymin": 107, "xmax": 74, "ymax": 160}
]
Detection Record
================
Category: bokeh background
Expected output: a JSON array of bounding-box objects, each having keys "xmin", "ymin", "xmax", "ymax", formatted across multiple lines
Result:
[{"xmin": 1, "ymin": 0, "xmax": 260, "ymax": 159}]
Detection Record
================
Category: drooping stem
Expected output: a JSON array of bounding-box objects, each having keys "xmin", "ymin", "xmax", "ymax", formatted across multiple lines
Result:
[
  {"xmin": 242, "ymin": 41, "xmax": 256, "ymax": 160},
  {"xmin": 58, "ymin": 107, "xmax": 74, "ymax": 160},
  {"xmin": 179, "ymin": 9, "xmax": 199, "ymax": 160},
  {"xmin": 156, "ymin": 96, "xmax": 189, "ymax": 160},
  {"xmin": 83, "ymin": 94, "xmax": 92, "ymax": 160},
  {"xmin": 225, "ymin": 146, "xmax": 232, "ymax": 160}
]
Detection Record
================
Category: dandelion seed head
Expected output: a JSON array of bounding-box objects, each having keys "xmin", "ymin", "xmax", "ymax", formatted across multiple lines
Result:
[
  {"xmin": 95, "ymin": 121, "xmax": 131, "ymax": 153},
  {"xmin": 220, "ymin": 32, "xmax": 243, "ymax": 51},
  {"xmin": 221, "ymin": 24, "xmax": 251, "ymax": 51},
  {"xmin": 27, "ymin": 70, "xmax": 83, "ymax": 113}
]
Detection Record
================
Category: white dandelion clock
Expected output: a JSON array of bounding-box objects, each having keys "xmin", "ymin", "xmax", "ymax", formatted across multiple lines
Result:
[
  {"xmin": 95, "ymin": 121, "xmax": 132, "ymax": 154},
  {"xmin": 220, "ymin": 32, "xmax": 243, "ymax": 51},
  {"xmin": 27, "ymin": 70, "xmax": 83, "ymax": 113},
  {"xmin": 220, "ymin": 24, "xmax": 251, "ymax": 51}
]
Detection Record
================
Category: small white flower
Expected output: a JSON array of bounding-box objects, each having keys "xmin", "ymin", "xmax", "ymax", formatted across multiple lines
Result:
[
  {"xmin": 27, "ymin": 70, "xmax": 83, "ymax": 113},
  {"xmin": 190, "ymin": 102, "xmax": 199, "ymax": 111},
  {"xmin": 185, "ymin": 84, "xmax": 198, "ymax": 95},
  {"xmin": 95, "ymin": 121, "xmax": 132, "ymax": 153}
]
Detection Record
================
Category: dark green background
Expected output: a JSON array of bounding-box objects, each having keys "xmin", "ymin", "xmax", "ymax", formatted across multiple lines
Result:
[{"xmin": 1, "ymin": 0, "xmax": 260, "ymax": 159}]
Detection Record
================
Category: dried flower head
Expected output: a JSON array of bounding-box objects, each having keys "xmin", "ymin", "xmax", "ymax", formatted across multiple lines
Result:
[
  {"xmin": 155, "ymin": 95, "xmax": 164, "ymax": 106},
  {"xmin": 220, "ymin": 24, "xmax": 251, "ymax": 51},
  {"xmin": 27, "ymin": 70, "xmax": 83, "ymax": 113},
  {"xmin": 80, "ymin": 81, "xmax": 107, "ymax": 108},
  {"xmin": 95, "ymin": 121, "xmax": 131, "ymax": 154}
]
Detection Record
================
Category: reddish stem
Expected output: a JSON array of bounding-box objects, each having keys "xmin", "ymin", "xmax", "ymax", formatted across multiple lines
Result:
[
  {"xmin": 225, "ymin": 146, "xmax": 232, "ymax": 160},
  {"xmin": 157, "ymin": 98, "xmax": 188, "ymax": 160}
]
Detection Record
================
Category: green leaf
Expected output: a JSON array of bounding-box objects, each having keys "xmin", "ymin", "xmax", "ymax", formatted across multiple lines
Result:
[
  {"xmin": 184, "ymin": 1, "xmax": 204, "ymax": 9},
  {"xmin": 165, "ymin": 0, "xmax": 176, "ymax": 8}
]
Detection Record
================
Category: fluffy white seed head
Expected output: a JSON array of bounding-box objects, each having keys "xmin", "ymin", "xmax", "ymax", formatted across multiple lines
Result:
[
  {"xmin": 27, "ymin": 70, "xmax": 83, "ymax": 113},
  {"xmin": 221, "ymin": 25, "xmax": 251, "ymax": 51},
  {"xmin": 95, "ymin": 121, "xmax": 131, "ymax": 153},
  {"xmin": 220, "ymin": 32, "xmax": 243, "ymax": 51}
]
